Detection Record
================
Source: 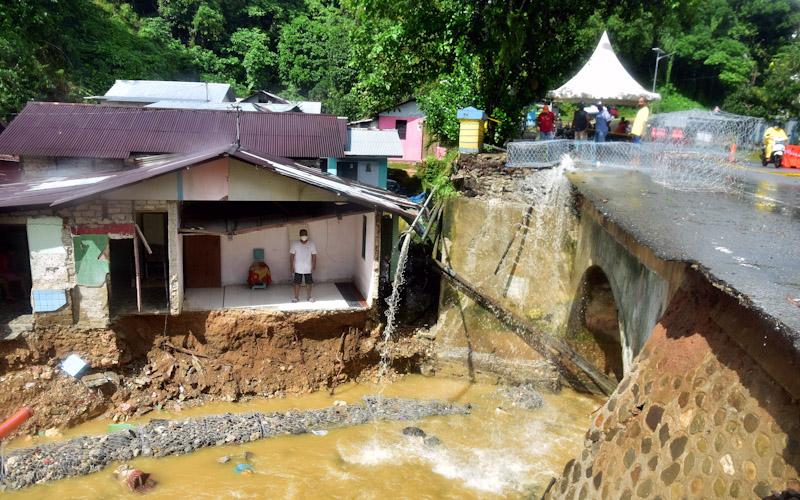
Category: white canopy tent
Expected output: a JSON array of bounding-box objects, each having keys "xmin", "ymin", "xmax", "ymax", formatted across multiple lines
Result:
[{"xmin": 548, "ymin": 31, "xmax": 661, "ymax": 105}]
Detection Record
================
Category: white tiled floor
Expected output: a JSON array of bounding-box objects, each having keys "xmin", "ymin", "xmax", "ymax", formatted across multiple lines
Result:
[{"xmin": 183, "ymin": 283, "xmax": 360, "ymax": 312}]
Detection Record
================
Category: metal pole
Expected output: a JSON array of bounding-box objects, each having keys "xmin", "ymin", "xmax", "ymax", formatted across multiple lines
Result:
[
  {"xmin": 133, "ymin": 231, "xmax": 142, "ymax": 313},
  {"xmin": 652, "ymin": 56, "xmax": 661, "ymax": 93}
]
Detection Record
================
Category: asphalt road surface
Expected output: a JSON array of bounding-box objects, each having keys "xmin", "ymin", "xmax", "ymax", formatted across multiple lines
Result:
[{"xmin": 568, "ymin": 161, "xmax": 800, "ymax": 347}]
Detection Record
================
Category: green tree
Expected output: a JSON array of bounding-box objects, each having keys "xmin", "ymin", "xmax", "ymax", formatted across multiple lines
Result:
[
  {"xmin": 724, "ymin": 40, "xmax": 800, "ymax": 119},
  {"xmin": 277, "ymin": 0, "xmax": 358, "ymax": 115},
  {"xmin": 417, "ymin": 54, "xmax": 481, "ymax": 144},
  {"xmin": 191, "ymin": 3, "xmax": 225, "ymax": 47},
  {"xmin": 228, "ymin": 28, "xmax": 277, "ymax": 91}
]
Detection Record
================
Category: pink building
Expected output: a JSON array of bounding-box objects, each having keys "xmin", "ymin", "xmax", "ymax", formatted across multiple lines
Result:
[{"xmin": 352, "ymin": 99, "xmax": 426, "ymax": 163}]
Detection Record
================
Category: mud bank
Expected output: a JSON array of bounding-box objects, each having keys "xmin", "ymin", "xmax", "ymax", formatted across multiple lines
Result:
[
  {"xmin": 1, "ymin": 397, "xmax": 469, "ymax": 490},
  {"xmin": 0, "ymin": 310, "xmax": 431, "ymax": 436}
]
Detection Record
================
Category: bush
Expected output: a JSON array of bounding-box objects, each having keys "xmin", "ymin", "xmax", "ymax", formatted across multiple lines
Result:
[
  {"xmin": 653, "ymin": 84, "xmax": 705, "ymax": 113},
  {"xmin": 416, "ymin": 150, "xmax": 459, "ymax": 199}
]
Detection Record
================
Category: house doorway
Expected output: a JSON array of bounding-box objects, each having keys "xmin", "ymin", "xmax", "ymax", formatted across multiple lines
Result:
[
  {"xmin": 109, "ymin": 235, "xmax": 169, "ymax": 315},
  {"xmin": 0, "ymin": 224, "xmax": 32, "ymax": 333}
]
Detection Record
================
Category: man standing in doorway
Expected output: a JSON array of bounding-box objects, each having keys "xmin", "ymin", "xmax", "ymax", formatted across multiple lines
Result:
[
  {"xmin": 631, "ymin": 96, "xmax": 650, "ymax": 144},
  {"xmin": 290, "ymin": 229, "xmax": 317, "ymax": 302}
]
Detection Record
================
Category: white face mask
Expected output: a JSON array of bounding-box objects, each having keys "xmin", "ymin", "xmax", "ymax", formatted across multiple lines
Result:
[{"xmin": 300, "ymin": 236, "xmax": 308, "ymax": 242}]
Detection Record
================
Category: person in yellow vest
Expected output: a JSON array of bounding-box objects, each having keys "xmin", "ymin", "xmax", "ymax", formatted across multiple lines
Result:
[
  {"xmin": 631, "ymin": 96, "xmax": 650, "ymax": 143},
  {"xmin": 763, "ymin": 120, "xmax": 789, "ymax": 163}
]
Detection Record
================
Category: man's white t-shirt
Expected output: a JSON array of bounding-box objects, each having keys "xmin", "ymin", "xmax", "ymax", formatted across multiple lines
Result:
[{"xmin": 290, "ymin": 240, "xmax": 317, "ymax": 274}]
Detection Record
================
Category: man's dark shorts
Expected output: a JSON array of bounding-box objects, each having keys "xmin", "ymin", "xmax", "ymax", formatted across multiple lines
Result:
[{"xmin": 293, "ymin": 273, "xmax": 313, "ymax": 285}]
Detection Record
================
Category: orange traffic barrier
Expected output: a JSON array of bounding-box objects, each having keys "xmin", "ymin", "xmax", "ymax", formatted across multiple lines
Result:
[
  {"xmin": 784, "ymin": 145, "xmax": 800, "ymax": 169},
  {"xmin": 0, "ymin": 407, "xmax": 33, "ymax": 439}
]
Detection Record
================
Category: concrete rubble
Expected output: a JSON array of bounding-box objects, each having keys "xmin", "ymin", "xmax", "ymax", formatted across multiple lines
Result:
[{"xmin": 0, "ymin": 396, "xmax": 470, "ymax": 491}]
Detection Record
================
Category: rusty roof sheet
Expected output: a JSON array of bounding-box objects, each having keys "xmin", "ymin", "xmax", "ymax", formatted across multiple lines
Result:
[
  {"xmin": 0, "ymin": 145, "xmax": 417, "ymax": 218},
  {"xmin": 0, "ymin": 102, "xmax": 346, "ymax": 159}
]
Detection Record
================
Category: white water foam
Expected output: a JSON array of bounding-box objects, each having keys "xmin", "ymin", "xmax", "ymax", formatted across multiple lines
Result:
[
  {"xmin": 338, "ymin": 436, "xmax": 537, "ymax": 494},
  {"xmin": 336, "ymin": 408, "xmax": 579, "ymax": 497}
]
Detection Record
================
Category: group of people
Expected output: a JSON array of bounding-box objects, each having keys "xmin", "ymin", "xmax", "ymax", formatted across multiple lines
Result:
[{"xmin": 535, "ymin": 96, "xmax": 650, "ymax": 143}]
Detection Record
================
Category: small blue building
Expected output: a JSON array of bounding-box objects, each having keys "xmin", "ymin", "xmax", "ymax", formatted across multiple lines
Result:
[{"xmin": 324, "ymin": 129, "xmax": 403, "ymax": 189}]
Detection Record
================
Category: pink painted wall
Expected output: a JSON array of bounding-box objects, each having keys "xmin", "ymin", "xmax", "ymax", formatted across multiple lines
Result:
[
  {"xmin": 182, "ymin": 158, "xmax": 229, "ymax": 200},
  {"xmin": 377, "ymin": 116, "xmax": 424, "ymax": 163}
]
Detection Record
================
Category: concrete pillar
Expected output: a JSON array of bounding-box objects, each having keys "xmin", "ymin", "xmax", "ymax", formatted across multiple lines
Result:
[{"xmin": 167, "ymin": 201, "xmax": 183, "ymax": 315}]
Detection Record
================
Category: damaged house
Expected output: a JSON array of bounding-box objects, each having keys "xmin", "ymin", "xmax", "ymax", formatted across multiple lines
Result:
[{"xmin": 0, "ymin": 102, "xmax": 415, "ymax": 336}]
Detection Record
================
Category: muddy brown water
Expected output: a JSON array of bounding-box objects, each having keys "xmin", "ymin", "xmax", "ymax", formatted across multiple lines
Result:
[{"xmin": 4, "ymin": 376, "xmax": 600, "ymax": 499}]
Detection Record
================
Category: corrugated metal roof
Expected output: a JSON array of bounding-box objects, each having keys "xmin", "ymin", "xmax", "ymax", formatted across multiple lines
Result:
[
  {"xmin": 231, "ymin": 149, "xmax": 417, "ymax": 216},
  {"xmin": 345, "ymin": 128, "xmax": 403, "ymax": 157},
  {"xmin": 240, "ymin": 90, "xmax": 291, "ymax": 104},
  {"xmin": 295, "ymin": 102, "xmax": 322, "ymax": 114},
  {"xmin": 0, "ymin": 146, "xmax": 417, "ymax": 218},
  {"xmin": 144, "ymin": 101, "xmax": 305, "ymax": 113},
  {"xmin": 0, "ymin": 147, "xmax": 231, "ymax": 208},
  {"xmin": 91, "ymin": 80, "xmax": 234, "ymax": 103},
  {"xmin": 0, "ymin": 102, "xmax": 346, "ymax": 159}
]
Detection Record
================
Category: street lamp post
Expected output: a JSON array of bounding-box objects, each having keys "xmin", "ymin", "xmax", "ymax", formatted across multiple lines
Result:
[{"xmin": 652, "ymin": 47, "xmax": 675, "ymax": 93}]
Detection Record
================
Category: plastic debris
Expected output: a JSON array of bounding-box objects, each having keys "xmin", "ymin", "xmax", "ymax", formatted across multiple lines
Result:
[
  {"xmin": 60, "ymin": 354, "xmax": 88, "ymax": 377},
  {"xmin": 114, "ymin": 464, "xmax": 157, "ymax": 492},
  {"xmin": 310, "ymin": 429, "xmax": 328, "ymax": 436},
  {"xmin": 235, "ymin": 463, "xmax": 254, "ymax": 474},
  {"xmin": 43, "ymin": 428, "xmax": 62, "ymax": 439}
]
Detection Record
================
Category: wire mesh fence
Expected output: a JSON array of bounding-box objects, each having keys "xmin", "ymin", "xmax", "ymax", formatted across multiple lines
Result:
[
  {"xmin": 507, "ymin": 140, "xmax": 739, "ymax": 193},
  {"xmin": 505, "ymin": 109, "xmax": 763, "ymax": 193},
  {"xmin": 647, "ymin": 109, "xmax": 765, "ymax": 151}
]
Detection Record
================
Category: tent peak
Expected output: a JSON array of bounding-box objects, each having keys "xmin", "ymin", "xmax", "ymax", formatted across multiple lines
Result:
[{"xmin": 547, "ymin": 31, "xmax": 661, "ymax": 106}]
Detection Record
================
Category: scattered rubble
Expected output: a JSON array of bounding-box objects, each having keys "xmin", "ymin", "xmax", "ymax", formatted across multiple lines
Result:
[
  {"xmin": 497, "ymin": 383, "xmax": 545, "ymax": 410},
  {"xmin": 402, "ymin": 426, "xmax": 426, "ymax": 438},
  {"xmin": 1, "ymin": 396, "xmax": 470, "ymax": 490},
  {"xmin": 423, "ymin": 436, "xmax": 442, "ymax": 447},
  {"xmin": 0, "ymin": 310, "xmax": 435, "ymax": 437},
  {"xmin": 452, "ymin": 153, "xmax": 564, "ymax": 202}
]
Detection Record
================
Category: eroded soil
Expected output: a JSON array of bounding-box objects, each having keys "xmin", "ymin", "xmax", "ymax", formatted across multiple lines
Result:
[{"xmin": 0, "ymin": 310, "xmax": 431, "ymax": 436}]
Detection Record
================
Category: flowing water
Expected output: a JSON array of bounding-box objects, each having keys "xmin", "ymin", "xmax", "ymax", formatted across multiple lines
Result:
[{"xmin": 4, "ymin": 375, "xmax": 600, "ymax": 499}]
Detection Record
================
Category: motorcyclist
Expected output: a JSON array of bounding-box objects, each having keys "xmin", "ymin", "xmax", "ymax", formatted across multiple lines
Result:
[{"xmin": 763, "ymin": 120, "xmax": 789, "ymax": 162}]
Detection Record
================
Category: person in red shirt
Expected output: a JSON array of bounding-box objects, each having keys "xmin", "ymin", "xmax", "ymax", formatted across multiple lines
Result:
[
  {"xmin": 614, "ymin": 117, "xmax": 629, "ymax": 134},
  {"xmin": 537, "ymin": 104, "xmax": 556, "ymax": 140}
]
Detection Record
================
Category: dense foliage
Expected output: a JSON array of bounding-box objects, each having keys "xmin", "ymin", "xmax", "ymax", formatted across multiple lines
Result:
[{"xmin": 1, "ymin": 0, "xmax": 798, "ymax": 142}]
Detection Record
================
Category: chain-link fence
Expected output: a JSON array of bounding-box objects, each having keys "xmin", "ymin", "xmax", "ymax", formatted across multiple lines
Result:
[
  {"xmin": 647, "ymin": 109, "xmax": 765, "ymax": 151},
  {"xmin": 505, "ymin": 109, "xmax": 762, "ymax": 193},
  {"xmin": 507, "ymin": 140, "xmax": 739, "ymax": 193}
]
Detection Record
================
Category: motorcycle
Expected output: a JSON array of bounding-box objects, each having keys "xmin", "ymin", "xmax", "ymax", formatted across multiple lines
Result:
[{"xmin": 762, "ymin": 139, "xmax": 787, "ymax": 168}]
